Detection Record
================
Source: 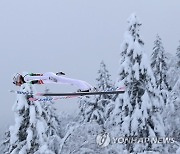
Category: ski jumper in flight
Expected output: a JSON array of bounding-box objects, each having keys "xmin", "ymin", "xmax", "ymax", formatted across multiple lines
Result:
[{"xmin": 13, "ymin": 72, "xmax": 93, "ymax": 92}]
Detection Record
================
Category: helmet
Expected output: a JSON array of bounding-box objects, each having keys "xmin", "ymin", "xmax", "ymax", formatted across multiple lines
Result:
[{"xmin": 12, "ymin": 73, "xmax": 21, "ymax": 84}]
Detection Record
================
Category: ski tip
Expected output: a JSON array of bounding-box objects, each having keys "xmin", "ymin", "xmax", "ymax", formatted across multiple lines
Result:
[{"xmin": 117, "ymin": 87, "xmax": 126, "ymax": 91}]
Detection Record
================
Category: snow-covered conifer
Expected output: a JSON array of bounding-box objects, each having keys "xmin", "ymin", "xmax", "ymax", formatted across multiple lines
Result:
[
  {"xmin": 79, "ymin": 95, "xmax": 106, "ymax": 125},
  {"xmin": 151, "ymin": 35, "xmax": 170, "ymax": 108},
  {"xmin": 4, "ymin": 84, "xmax": 54, "ymax": 154},
  {"xmin": 79, "ymin": 61, "xmax": 114, "ymax": 125},
  {"xmin": 151, "ymin": 35, "xmax": 170, "ymax": 90},
  {"xmin": 164, "ymin": 77, "xmax": 180, "ymax": 153},
  {"xmin": 96, "ymin": 61, "xmax": 114, "ymax": 99},
  {"xmin": 41, "ymin": 88, "xmax": 62, "ymax": 154},
  {"xmin": 96, "ymin": 61, "xmax": 115, "ymax": 122},
  {"xmin": 111, "ymin": 13, "xmax": 166, "ymax": 153}
]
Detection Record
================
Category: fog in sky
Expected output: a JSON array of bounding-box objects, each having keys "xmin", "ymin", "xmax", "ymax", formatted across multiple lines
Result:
[{"xmin": 0, "ymin": 0, "xmax": 180, "ymax": 135}]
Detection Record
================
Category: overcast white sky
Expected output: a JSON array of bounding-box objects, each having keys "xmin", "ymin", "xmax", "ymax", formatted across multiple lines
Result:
[{"xmin": 0, "ymin": 0, "xmax": 180, "ymax": 135}]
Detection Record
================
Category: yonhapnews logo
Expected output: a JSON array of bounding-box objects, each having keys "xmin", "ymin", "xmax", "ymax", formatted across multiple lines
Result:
[{"xmin": 96, "ymin": 132, "xmax": 111, "ymax": 147}]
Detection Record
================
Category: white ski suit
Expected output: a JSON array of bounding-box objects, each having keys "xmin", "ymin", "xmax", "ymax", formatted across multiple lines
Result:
[{"xmin": 23, "ymin": 72, "xmax": 93, "ymax": 91}]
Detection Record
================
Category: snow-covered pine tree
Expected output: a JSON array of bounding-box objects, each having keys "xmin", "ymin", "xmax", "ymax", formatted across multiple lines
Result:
[
  {"xmin": 4, "ymin": 84, "xmax": 54, "ymax": 154},
  {"xmin": 96, "ymin": 61, "xmax": 115, "ymax": 122},
  {"xmin": 165, "ymin": 42, "xmax": 180, "ymax": 153},
  {"xmin": 176, "ymin": 41, "xmax": 180, "ymax": 68},
  {"xmin": 41, "ymin": 88, "xmax": 62, "ymax": 154},
  {"xmin": 78, "ymin": 93, "xmax": 106, "ymax": 125},
  {"xmin": 96, "ymin": 61, "xmax": 114, "ymax": 99},
  {"xmin": 111, "ymin": 13, "xmax": 166, "ymax": 153},
  {"xmin": 79, "ymin": 61, "xmax": 114, "ymax": 125},
  {"xmin": 151, "ymin": 35, "xmax": 170, "ymax": 106},
  {"xmin": 151, "ymin": 35, "xmax": 170, "ymax": 90},
  {"xmin": 150, "ymin": 36, "xmax": 179, "ymax": 153},
  {"xmin": 164, "ymin": 76, "xmax": 180, "ymax": 153}
]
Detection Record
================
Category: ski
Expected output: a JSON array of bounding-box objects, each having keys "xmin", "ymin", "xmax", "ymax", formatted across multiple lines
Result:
[
  {"xmin": 38, "ymin": 90, "xmax": 125, "ymax": 97},
  {"xmin": 29, "ymin": 89, "xmax": 125, "ymax": 102},
  {"xmin": 10, "ymin": 87, "xmax": 125, "ymax": 102},
  {"xmin": 10, "ymin": 87, "xmax": 125, "ymax": 96},
  {"xmin": 10, "ymin": 90, "xmax": 34, "ymax": 95},
  {"xmin": 28, "ymin": 95, "xmax": 78, "ymax": 102}
]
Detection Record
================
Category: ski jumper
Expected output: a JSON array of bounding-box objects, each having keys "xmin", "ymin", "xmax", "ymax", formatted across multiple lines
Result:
[{"xmin": 23, "ymin": 72, "xmax": 93, "ymax": 91}]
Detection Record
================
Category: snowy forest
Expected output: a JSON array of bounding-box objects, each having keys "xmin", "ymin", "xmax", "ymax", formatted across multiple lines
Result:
[{"xmin": 1, "ymin": 13, "xmax": 180, "ymax": 154}]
